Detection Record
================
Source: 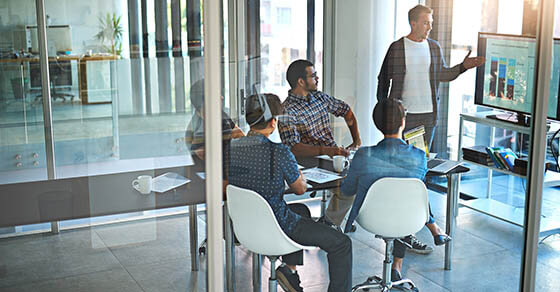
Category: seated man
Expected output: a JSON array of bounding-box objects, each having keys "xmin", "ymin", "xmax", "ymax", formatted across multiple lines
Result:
[
  {"xmin": 340, "ymin": 98, "xmax": 451, "ymax": 283},
  {"xmin": 229, "ymin": 93, "xmax": 352, "ymax": 292},
  {"xmin": 279, "ymin": 59, "xmax": 362, "ymax": 229}
]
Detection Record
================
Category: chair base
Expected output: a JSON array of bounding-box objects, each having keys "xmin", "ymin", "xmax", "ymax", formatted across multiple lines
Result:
[
  {"xmin": 352, "ymin": 275, "xmax": 417, "ymax": 291},
  {"xmin": 353, "ymin": 237, "xmax": 418, "ymax": 291}
]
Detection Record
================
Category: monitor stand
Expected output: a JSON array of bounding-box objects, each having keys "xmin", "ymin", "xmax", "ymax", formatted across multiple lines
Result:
[{"xmin": 487, "ymin": 112, "xmax": 530, "ymax": 127}]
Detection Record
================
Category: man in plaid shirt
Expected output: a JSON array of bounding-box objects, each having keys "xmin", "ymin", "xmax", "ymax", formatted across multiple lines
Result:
[{"xmin": 279, "ymin": 59, "xmax": 362, "ymax": 228}]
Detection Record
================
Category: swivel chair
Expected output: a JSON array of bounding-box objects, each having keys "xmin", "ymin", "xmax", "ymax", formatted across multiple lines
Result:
[
  {"xmin": 226, "ymin": 185, "xmax": 314, "ymax": 292},
  {"xmin": 352, "ymin": 178, "xmax": 430, "ymax": 292}
]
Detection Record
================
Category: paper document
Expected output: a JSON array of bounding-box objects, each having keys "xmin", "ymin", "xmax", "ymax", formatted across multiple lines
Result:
[
  {"xmin": 315, "ymin": 155, "xmax": 333, "ymax": 161},
  {"xmin": 284, "ymin": 181, "xmax": 313, "ymax": 191},
  {"xmin": 302, "ymin": 167, "xmax": 342, "ymax": 184},
  {"xmin": 196, "ymin": 172, "xmax": 205, "ymax": 180},
  {"xmin": 152, "ymin": 172, "xmax": 191, "ymax": 193}
]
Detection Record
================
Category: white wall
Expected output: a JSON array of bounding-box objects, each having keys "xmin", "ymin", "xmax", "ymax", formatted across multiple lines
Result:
[{"xmin": 331, "ymin": 0, "xmax": 398, "ymax": 147}]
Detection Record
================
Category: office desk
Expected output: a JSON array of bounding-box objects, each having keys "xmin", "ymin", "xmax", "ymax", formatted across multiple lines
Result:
[
  {"xmin": 0, "ymin": 55, "xmax": 117, "ymax": 103},
  {"xmin": 427, "ymin": 165, "xmax": 470, "ymax": 270}
]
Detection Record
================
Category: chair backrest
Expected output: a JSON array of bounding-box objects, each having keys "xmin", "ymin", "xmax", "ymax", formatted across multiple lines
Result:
[
  {"xmin": 226, "ymin": 185, "xmax": 311, "ymax": 256},
  {"xmin": 356, "ymin": 177, "xmax": 429, "ymax": 238}
]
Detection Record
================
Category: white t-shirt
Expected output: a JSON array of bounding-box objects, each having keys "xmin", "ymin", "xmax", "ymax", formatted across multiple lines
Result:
[{"xmin": 402, "ymin": 37, "xmax": 433, "ymax": 113}]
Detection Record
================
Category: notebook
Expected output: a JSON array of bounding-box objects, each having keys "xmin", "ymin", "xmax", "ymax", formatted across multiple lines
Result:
[{"xmin": 428, "ymin": 158, "xmax": 462, "ymax": 174}]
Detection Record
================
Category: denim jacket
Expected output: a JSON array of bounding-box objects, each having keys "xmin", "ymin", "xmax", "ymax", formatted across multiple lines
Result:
[{"xmin": 341, "ymin": 138, "xmax": 427, "ymax": 233}]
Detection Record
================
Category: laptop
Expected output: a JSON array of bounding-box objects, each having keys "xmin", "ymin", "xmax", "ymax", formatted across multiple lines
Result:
[{"xmin": 428, "ymin": 158, "xmax": 462, "ymax": 174}]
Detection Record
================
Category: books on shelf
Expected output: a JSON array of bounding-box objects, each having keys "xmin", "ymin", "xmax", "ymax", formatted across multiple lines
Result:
[
  {"xmin": 485, "ymin": 147, "xmax": 518, "ymax": 171},
  {"xmin": 462, "ymin": 146, "xmax": 493, "ymax": 166}
]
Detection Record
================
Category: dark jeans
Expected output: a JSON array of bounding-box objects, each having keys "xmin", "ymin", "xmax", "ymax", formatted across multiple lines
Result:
[{"xmin": 283, "ymin": 203, "xmax": 353, "ymax": 292}]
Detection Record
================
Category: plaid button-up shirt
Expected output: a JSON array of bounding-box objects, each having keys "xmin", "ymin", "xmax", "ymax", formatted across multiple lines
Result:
[{"xmin": 279, "ymin": 90, "xmax": 350, "ymax": 148}]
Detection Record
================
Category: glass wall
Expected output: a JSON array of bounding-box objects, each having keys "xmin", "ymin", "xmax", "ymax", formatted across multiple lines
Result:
[
  {"xmin": 0, "ymin": 0, "xmax": 215, "ymax": 289},
  {"xmin": 0, "ymin": 0, "xmax": 48, "ymax": 187},
  {"xmin": 1, "ymin": 0, "xmax": 557, "ymax": 291}
]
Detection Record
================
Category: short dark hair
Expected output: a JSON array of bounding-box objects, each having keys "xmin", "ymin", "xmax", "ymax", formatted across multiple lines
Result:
[
  {"xmin": 189, "ymin": 79, "xmax": 205, "ymax": 111},
  {"xmin": 286, "ymin": 59, "xmax": 314, "ymax": 89},
  {"xmin": 246, "ymin": 93, "xmax": 284, "ymax": 130},
  {"xmin": 408, "ymin": 4, "xmax": 432, "ymax": 24},
  {"xmin": 373, "ymin": 99, "xmax": 406, "ymax": 135}
]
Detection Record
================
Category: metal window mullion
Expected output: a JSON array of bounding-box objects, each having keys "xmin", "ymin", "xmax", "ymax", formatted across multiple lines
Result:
[
  {"xmin": 203, "ymin": 0, "xmax": 224, "ymax": 289},
  {"xmin": 35, "ymin": 0, "xmax": 55, "ymax": 180},
  {"xmin": 322, "ymin": 0, "xmax": 335, "ymax": 94},
  {"xmin": 307, "ymin": 0, "xmax": 315, "ymax": 63},
  {"xmin": 521, "ymin": 0, "xmax": 555, "ymax": 291}
]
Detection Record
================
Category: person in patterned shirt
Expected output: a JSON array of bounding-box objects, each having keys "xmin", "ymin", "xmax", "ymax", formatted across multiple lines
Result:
[
  {"xmin": 229, "ymin": 93, "xmax": 352, "ymax": 292},
  {"xmin": 279, "ymin": 59, "xmax": 362, "ymax": 228}
]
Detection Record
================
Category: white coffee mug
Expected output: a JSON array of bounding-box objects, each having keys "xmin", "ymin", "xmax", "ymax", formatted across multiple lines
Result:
[
  {"xmin": 333, "ymin": 155, "xmax": 349, "ymax": 173},
  {"xmin": 132, "ymin": 175, "xmax": 152, "ymax": 194}
]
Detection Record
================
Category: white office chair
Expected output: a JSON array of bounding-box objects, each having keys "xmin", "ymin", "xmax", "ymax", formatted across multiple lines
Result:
[
  {"xmin": 226, "ymin": 185, "xmax": 314, "ymax": 292},
  {"xmin": 352, "ymin": 177, "xmax": 430, "ymax": 292}
]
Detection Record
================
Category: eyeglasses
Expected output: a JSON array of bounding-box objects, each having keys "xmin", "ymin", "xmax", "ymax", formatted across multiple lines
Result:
[{"xmin": 306, "ymin": 72, "xmax": 318, "ymax": 79}]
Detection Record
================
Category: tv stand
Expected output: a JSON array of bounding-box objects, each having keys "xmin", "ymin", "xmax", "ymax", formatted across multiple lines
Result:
[
  {"xmin": 457, "ymin": 111, "xmax": 560, "ymax": 239},
  {"xmin": 487, "ymin": 112, "xmax": 530, "ymax": 127}
]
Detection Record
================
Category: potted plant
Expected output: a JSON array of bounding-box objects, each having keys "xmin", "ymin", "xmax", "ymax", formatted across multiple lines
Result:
[{"xmin": 95, "ymin": 13, "xmax": 123, "ymax": 56}]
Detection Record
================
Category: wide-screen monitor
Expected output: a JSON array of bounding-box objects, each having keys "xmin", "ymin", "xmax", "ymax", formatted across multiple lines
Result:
[{"xmin": 475, "ymin": 32, "xmax": 560, "ymax": 121}]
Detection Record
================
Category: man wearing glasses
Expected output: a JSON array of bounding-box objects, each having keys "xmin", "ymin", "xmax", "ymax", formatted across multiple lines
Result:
[{"xmin": 279, "ymin": 59, "xmax": 362, "ymax": 229}]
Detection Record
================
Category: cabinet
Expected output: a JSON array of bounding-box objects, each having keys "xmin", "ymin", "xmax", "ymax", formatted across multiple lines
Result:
[{"xmin": 457, "ymin": 111, "xmax": 560, "ymax": 237}]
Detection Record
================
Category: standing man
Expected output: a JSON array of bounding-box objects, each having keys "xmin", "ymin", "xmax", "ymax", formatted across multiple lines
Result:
[
  {"xmin": 280, "ymin": 59, "xmax": 362, "ymax": 228},
  {"xmin": 377, "ymin": 4, "xmax": 485, "ymax": 148},
  {"xmin": 377, "ymin": 4, "xmax": 484, "ymax": 253}
]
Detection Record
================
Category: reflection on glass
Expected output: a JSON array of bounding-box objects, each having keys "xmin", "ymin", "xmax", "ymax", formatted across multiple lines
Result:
[
  {"xmin": 0, "ymin": 0, "xmax": 48, "ymax": 184},
  {"xmin": 260, "ymin": 0, "xmax": 307, "ymax": 97}
]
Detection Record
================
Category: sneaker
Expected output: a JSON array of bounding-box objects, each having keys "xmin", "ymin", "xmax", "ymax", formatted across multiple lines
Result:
[
  {"xmin": 391, "ymin": 269, "xmax": 419, "ymax": 292},
  {"xmin": 276, "ymin": 265, "xmax": 303, "ymax": 292},
  {"xmin": 391, "ymin": 269, "xmax": 402, "ymax": 282},
  {"xmin": 403, "ymin": 235, "xmax": 433, "ymax": 254}
]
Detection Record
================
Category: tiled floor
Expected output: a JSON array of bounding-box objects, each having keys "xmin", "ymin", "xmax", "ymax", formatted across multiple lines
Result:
[{"xmin": 1, "ymin": 184, "xmax": 560, "ymax": 292}]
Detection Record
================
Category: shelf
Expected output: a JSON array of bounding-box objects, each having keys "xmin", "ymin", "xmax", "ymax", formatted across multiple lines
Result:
[
  {"xmin": 462, "ymin": 159, "xmax": 560, "ymax": 187},
  {"xmin": 461, "ymin": 159, "xmax": 525, "ymax": 178},
  {"xmin": 461, "ymin": 198, "xmax": 560, "ymax": 237},
  {"xmin": 460, "ymin": 111, "xmax": 532, "ymax": 135}
]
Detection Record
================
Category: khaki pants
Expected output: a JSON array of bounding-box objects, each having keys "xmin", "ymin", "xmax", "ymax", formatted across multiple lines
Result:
[{"xmin": 325, "ymin": 187, "xmax": 355, "ymax": 226}]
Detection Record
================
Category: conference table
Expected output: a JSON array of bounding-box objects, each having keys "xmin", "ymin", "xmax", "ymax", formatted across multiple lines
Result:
[{"xmin": 0, "ymin": 155, "xmax": 205, "ymax": 273}]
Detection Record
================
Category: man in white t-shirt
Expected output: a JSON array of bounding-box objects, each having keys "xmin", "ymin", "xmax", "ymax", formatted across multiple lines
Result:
[
  {"xmin": 377, "ymin": 4, "xmax": 485, "ymax": 148},
  {"xmin": 376, "ymin": 4, "xmax": 484, "ymax": 255}
]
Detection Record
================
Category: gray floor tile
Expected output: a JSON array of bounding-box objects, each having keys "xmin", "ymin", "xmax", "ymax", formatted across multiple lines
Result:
[
  {"xmin": 0, "ymin": 229, "xmax": 120, "ymax": 288},
  {"xmin": 126, "ymin": 257, "xmax": 206, "ymax": 292},
  {"xmin": 95, "ymin": 215, "xmax": 206, "ymax": 267},
  {"xmin": 409, "ymin": 249, "xmax": 522, "ymax": 292},
  {"xmin": 0, "ymin": 268, "xmax": 143, "ymax": 292},
  {"xmin": 456, "ymin": 211, "xmax": 525, "ymax": 251}
]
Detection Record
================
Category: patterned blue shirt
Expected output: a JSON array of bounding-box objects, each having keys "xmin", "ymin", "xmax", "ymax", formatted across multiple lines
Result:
[
  {"xmin": 229, "ymin": 132, "xmax": 302, "ymax": 235},
  {"xmin": 340, "ymin": 138, "xmax": 428, "ymax": 233},
  {"xmin": 279, "ymin": 90, "xmax": 350, "ymax": 148}
]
